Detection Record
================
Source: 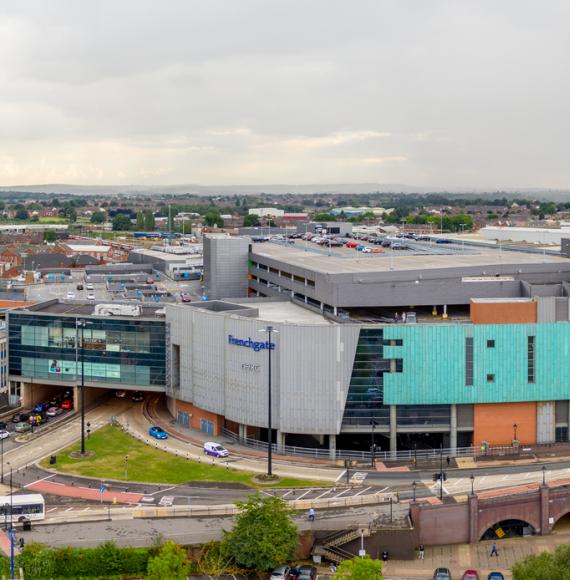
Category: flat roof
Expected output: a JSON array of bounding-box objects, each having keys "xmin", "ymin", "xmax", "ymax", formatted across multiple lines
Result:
[
  {"xmin": 13, "ymin": 300, "xmax": 165, "ymax": 319},
  {"xmin": 64, "ymin": 244, "xmax": 110, "ymax": 252},
  {"xmin": 249, "ymin": 300, "xmax": 332, "ymax": 325},
  {"xmin": 251, "ymin": 243, "xmax": 570, "ymax": 275}
]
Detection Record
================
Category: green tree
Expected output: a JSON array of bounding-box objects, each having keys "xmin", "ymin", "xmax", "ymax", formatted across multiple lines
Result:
[
  {"xmin": 90, "ymin": 211, "xmax": 106, "ymax": 224},
  {"xmin": 144, "ymin": 209, "xmax": 155, "ymax": 230},
  {"xmin": 112, "ymin": 214, "xmax": 132, "ymax": 231},
  {"xmin": 15, "ymin": 208, "xmax": 29, "ymax": 220},
  {"xmin": 136, "ymin": 211, "xmax": 145, "ymax": 230},
  {"xmin": 334, "ymin": 556, "xmax": 383, "ymax": 579},
  {"xmin": 43, "ymin": 230, "xmax": 57, "ymax": 243},
  {"xmin": 243, "ymin": 214, "xmax": 261, "ymax": 227},
  {"xmin": 146, "ymin": 540, "xmax": 190, "ymax": 580},
  {"xmin": 512, "ymin": 550, "xmax": 560, "ymax": 579},
  {"xmin": 222, "ymin": 494, "xmax": 298, "ymax": 571},
  {"xmin": 203, "ymin": 211, "xmax": 224, "ymax": 228},
  {"xmin": 313, "ymin": 213, "xmax": 337, "ymax": 222}
]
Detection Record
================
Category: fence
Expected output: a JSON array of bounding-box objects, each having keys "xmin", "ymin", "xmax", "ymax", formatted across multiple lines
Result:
[{"xmin": 221, "ymin": 428, "xmax": 555, "ymax": 463}]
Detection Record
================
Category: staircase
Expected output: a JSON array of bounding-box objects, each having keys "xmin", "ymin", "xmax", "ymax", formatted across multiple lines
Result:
[{"xmin": 312, "ymin": 527, "xmax": 371, "ymax": 564}]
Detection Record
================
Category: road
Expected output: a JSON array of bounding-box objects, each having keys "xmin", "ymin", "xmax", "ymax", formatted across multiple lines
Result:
[{"xmin": 25, "ymin": 504, "xmax": 402, "ymax": 548}]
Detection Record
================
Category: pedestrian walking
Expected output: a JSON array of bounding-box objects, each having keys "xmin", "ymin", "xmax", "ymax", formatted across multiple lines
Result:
[
  {"xmin": 329, "ymin": 563, "xmax": 337, "ymax": 573},
  {"xmin": 446, "ymin": 456, "xmax": 451, "ymax": 466},
  {"xmin": 308, "ymin": 507, "xmax": 315, "ymax": 522},
  {"xmin": 418, "ymin": 544, "xmax": 425, "ymax": 560},
  {"xmin": 490, "ymin": 543, "xmax": 498, "ymax": 557},
  {"xmin": 382, "ymin": 550, "xmax": 389, "ymax": 562}
]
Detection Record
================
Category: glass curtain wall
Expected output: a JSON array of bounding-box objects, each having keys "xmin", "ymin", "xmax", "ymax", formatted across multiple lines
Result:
[{"xmin": 9, "ymin": 313, "xmax": 166, "ymax": 387}]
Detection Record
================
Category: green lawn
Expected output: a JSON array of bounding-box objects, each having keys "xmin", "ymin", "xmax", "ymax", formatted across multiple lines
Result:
[{"xmin": 40, "ymin": 424, "xmax": 328, "ymax": 488}]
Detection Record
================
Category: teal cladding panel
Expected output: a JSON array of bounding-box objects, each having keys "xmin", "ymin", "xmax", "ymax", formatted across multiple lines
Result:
[{"xmin": 383, "ymin": 323, "xmax": 569, "ymax": 405}]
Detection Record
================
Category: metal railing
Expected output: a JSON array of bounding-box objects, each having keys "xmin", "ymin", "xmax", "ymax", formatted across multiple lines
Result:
[{"xmin": 221, "ymin": 428, "xmax": 554, "ymax": 463}]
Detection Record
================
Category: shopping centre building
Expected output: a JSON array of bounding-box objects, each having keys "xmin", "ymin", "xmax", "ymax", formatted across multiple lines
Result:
[{"xmin": 8, "ymin": 236, "xmax": 570, "ymax": 456}]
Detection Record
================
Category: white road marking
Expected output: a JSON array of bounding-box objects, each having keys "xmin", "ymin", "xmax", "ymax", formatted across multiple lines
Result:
[
  {"xmin": 149, "ymin": 485, "xmax": 176, "ymax": 496},
  {"xmin": 46, "ymin": 508, "xmax": 57, "ymax": 513},
  {"xmin": 295, "ymin": 489, "xmax": 313, "ymax": 501},
  {"xmin": 65, "ymin": 508, "xmax": 74, "ymax": 512},
  {"xmin": 355, "ymin": 486, "xmax": 372, "ymax": 497},
  {"xmin": 24, "ymin": 473, "xmax": 55, "ymax": 488}
]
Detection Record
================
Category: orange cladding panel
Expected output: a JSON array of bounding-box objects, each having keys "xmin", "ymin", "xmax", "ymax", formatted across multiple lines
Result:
[
  {"xmin": 175, "ymin": 400, "xmax": 223, "ymax": 436},
  {"xmin": 470, "ymin": 301, "xmax": 536, "ymax": 324},
  {"xmin": 473, "ymin": 402, "xmax": 536, "ymax": 446}
]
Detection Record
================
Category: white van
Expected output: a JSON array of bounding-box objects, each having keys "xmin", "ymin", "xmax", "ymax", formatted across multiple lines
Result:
[{"xmin": 203, "ymin": 442, "xmax": 229, "ymax": 458}]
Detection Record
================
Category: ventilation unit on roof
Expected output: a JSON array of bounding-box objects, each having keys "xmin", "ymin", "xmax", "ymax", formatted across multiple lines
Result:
[{"xmin": 93, "ymin": 304, "xmax": 141, "ymax": 317}]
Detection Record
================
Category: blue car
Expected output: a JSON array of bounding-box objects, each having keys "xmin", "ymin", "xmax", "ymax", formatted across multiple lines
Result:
[
  {"xmin": 148, "ymin": 426, "xmax": 168, "ymax": 440},
  {"xmin": 33, "ymin": 402, "xmax": 49, "ymax": 414},
  {"xmin": 488, "ymin": 574, "xmax": 504, "ymax": 580}
]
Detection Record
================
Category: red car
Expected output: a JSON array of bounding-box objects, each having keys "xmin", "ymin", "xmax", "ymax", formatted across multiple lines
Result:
[
  {"xmin": 345, "ymin": 241, "xmax": 359, "ymax": 248},
  {"xmin": 60, "ymin": 399, "xmax": 73, "ymax": 410},
  {"xmin": 462, "ymin": 570, "xmax": 480, "ymax": 580}
]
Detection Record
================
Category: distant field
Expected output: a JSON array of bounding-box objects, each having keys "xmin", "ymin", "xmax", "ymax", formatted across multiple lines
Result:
[{"xmin": 38, "ymin": 217, "xmax": 68, "ymax": 224}]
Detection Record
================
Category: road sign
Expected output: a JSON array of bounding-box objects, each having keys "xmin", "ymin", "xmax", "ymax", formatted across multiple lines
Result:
[{"xmin": 495, "ymin": 527, "xmax": 505, "ymax": 538}]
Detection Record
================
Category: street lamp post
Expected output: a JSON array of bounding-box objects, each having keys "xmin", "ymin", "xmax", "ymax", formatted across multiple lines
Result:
[
  {"xmin": 439, "ymin": 444, "xmax": 444, "ymax": 501},
  {"xmin": 412, "ymin": 480, "xmax": 417, "ymax": 502},
  {"xmin": 513, "ymin": 423, "xmax": 518, "ymax": 442},
  {"xmin": 542, "ymin": 465, "xmax": 547, "ymax": 486},
  {"xmin": 259, "ymin": 325, "xmax": 278, "ymax": 477},
  {"xmin": 76, "ymin": 319, "xmax": 87, "ymax": 455},
  {"xmin": 1, "ymin": 434, "xmax": 4, "ymax": 484},
  {"xmin": 470, "ymin": 473, "xmax": 475, "ymax": 495},
  {"xmin": 370, "ymin": 419, "xmax": 377, "ymax": 469},
  {"xmin": 7, "ymin": 462, "xmax": 12, "ymax": 531},
  {"xmin": 124, "ymin": 455, "xmax": 128, "ymax": 481}
]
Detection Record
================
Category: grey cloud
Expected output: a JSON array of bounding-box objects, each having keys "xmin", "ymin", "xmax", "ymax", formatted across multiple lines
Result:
[{"xmin": 0, "ymin": 0, "xmax": 568, "ymax": 187}]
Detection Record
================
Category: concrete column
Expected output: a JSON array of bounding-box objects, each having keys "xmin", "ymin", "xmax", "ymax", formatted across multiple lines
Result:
[
  {"xmin": 390, "ymin": 405, "xmax": 397, "ymax": 456},
  {"xmin": 539, "ymin": 485, "xmax": 550, "ymax": 535},
  {"xmin": 450, "ymin": 404, "xmax": 458, "ymax": 453},
  {"xmin": 329, "ymin": 434, "xmax": 337, "ymax": 460},
  {"xmin": 333, "ymin": 306, "xmax": 338, "ymax": 316},
  {"xmin": 238, "ymin": 423, "xmax": 247, "ymax": 443},
  {"xmin": 468, "ymin": 494, "xmax": 479, "ymax": 543},
  {"xmin": 276, "ymin": 430, "xmax": 285, "ymax": 453},
  {"xmin": 320, "ymin": 302, "xmax": 324, "ymax": 313},
  {"xmin": 442, "ymin": 304, "xmax": 448, "ymax": 319}
]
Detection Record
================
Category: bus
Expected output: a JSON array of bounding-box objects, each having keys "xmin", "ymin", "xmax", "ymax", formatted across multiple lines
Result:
[{"xmin": 0, "ymin": 494, "xmax": 45, "ymax": 522}]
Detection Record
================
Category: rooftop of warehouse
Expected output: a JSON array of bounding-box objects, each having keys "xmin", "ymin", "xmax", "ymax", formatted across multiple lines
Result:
[{"xmin": 250, "ymin": 241, "xmax": 570, "ymax": 275}]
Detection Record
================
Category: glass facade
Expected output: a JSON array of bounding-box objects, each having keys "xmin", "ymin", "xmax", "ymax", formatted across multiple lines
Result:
[
  {"xmin": 9, "ymin": 313, "xmax": 166, "ymax": 387},
  {"xmin": 342, "ymin": 329, "xmax": 392, "ymax": 427},
  {"xmin": 342, "ymin": 328, "xmax": 451, "ymax": 428}
]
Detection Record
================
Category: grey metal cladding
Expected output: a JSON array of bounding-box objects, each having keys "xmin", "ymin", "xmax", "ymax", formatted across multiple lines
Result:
[
  {"xmin": 278, "ymin": 325, "xmax": 359, "ymax": 434},
  {"xmin": 166, "ymin": 303, "xmax": 360, "ymax": 434}
]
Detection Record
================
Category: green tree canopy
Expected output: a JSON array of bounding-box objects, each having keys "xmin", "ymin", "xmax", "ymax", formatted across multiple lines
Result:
[
  {"xmin": 513, "ymin": 544, "xmax": 570, "ymax": 580},
  {"xmin": 15, "ymin": 208, "xmax": 29, "ymax": 220},
  {"xmin": 313, "ymin": 213, "xmax": 337, "ymax": 222},
  {"xmin": 222, "ymin": 493, "xmax": 298, "ymax": 571},
  {"xmin": 146, "ymin": 541, "xmax": 190, "ymax": 580},
  {"xmin": 243, "ymin": 214, "xmax": 261, "ymax": 227},
  {"xmin": 204, "ymin": 211, "xmax": 224, "ymax": 228},
  {"xmin": 43, "ymin": 230, "xmax": 57, "ymax": 243},
  {"xmin": 90, "ymin": 211, "xmax": 106, "ymax": 224},
  {"xmin": 112, "ymin": 214, "xmax": 132, "ymax": 231},
  {"xmin": 334, "ymin": 556, "xmax": 383, "ymax": 580}
]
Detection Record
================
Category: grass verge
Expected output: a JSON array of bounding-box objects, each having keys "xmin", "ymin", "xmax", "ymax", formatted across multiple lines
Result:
[{"xmin": 39, "ymin": 424, "xmax": 330, "ymax": 488}]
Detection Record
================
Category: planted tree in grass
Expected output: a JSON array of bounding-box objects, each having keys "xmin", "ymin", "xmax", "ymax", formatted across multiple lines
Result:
[
  {"xmin": 334, "ymin": 555, "xmax": 383, "ymax": 579},
  {"xmin": 222, "ymin": 493, "xmax": 298, "ymax": 571}
]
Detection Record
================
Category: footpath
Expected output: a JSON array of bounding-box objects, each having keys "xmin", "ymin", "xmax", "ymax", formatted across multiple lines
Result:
[{"xmin": 383, "ymin": 527, "xmax": 570, "ymax": 579}]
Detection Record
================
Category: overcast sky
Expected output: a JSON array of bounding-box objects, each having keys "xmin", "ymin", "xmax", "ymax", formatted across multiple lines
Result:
[{"xmin": 0, "ymin": 1, "xmax": 568, "ymax": 188}]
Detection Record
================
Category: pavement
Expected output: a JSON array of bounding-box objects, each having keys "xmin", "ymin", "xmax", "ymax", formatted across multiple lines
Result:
[{"xmin": 381, "ymin": 529, "xmax": 570, "ymax": 579}]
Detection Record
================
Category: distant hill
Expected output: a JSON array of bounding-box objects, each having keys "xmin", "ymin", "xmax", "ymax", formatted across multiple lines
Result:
[{"xmin": 1, "ymin": 183, "xmax": 570, "ymax": 197}]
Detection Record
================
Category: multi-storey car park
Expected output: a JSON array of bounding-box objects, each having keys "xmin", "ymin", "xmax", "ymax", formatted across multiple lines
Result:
[{"xmin": 9, "ymin": 233, "xmax": 570, "ymax": 458}]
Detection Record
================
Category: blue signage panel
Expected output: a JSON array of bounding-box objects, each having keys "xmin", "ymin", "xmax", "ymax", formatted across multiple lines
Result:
[{"xmin": 228, "ymin": 335, "xmax": 275, "ymax": 351}]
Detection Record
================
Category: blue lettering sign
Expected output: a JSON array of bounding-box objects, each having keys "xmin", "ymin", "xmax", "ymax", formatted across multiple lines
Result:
[{"xmin": 228, "ymin": 335, "xmax": 275, "ymax": 351}]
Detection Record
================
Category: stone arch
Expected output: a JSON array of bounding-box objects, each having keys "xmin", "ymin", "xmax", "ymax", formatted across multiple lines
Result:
[{"xmin": 480, "ymin": 518, "xmax": 536, "ymax": 541}]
